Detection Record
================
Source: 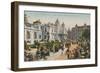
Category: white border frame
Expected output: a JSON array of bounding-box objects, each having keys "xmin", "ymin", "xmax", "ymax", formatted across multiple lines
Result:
[{"xmin": 18, "ymin": 5, "xmax": 96, "ymax": 68}]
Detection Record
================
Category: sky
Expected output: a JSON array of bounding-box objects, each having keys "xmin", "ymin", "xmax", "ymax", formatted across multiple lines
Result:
[{"xmin": 24, "ymin": 11, "xmax": 90, "ymax": 30}]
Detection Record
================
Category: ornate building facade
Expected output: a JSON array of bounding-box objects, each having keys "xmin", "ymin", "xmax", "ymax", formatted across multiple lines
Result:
[
  {"xmin": 67, "ymin": 24, "xmax": 90, "ymax": 41},
  {"xmin": 24, "ymin": 14, "xmax": 67, "ymax": 45}
]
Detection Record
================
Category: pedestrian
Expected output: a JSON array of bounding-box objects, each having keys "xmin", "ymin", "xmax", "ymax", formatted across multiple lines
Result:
[
  {"xmin": 36, "ymin": 48, "xmax": 42, "ymax": 60},
  {"xmin": 63, "ymin": 44, "xmax": 68, "ymax": 59},
  {"xmin": 42, "ymin": 47, "xmax": 49, "ymax": 60},
  {"xmin": 64, "ymin": 43, "xmax": 70, "ymax": 59},
  {"xmin": 59, "ymin": 44, "xmax": 64, "ymax": 55}
]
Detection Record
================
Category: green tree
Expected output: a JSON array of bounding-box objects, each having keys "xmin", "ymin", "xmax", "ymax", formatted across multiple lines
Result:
[
  {"xmin": 24, "ymin": 41, "xmax": 29, "ymax": 50},
  {"xmin": 82, "ymin": 29, "xmax": 90, "ymax": 41},
  {"xmin": 34, "ymin": 40, "xmax": 40, "ymax": 49},
  {"xmin": 79, "ymin": 29, "xmax": 90, "ymax": 58}
]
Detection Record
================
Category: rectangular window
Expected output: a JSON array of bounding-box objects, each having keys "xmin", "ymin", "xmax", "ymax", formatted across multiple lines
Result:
[
  {"xmin": 39, "ymin": 35, "xmax": 41, "ymax": 39},
  {"xmin": 34, "ymin": 32, "xmax": 37, "ymax": 39}
]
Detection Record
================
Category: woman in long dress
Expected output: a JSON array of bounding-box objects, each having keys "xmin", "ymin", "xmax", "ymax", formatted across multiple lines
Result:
[{"xmin": 64, "ymin": 43, "xmax": 71, "ymax": 59}]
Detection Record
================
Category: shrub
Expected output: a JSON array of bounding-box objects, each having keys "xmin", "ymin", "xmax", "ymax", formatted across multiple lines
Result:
[{"xmin": 24, "ymin": 41, "xmax": 29, "ymax": 50}]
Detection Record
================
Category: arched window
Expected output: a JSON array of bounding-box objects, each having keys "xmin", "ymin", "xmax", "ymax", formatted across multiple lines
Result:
[{"xmin": 27, "ymin": 31, "xmax": 30, "ymax": 39}]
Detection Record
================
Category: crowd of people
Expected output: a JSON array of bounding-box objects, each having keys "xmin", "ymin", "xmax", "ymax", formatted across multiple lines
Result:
[{"xmin": 24, "ymin": 41, "xmax": 90, "ymax": 61}]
